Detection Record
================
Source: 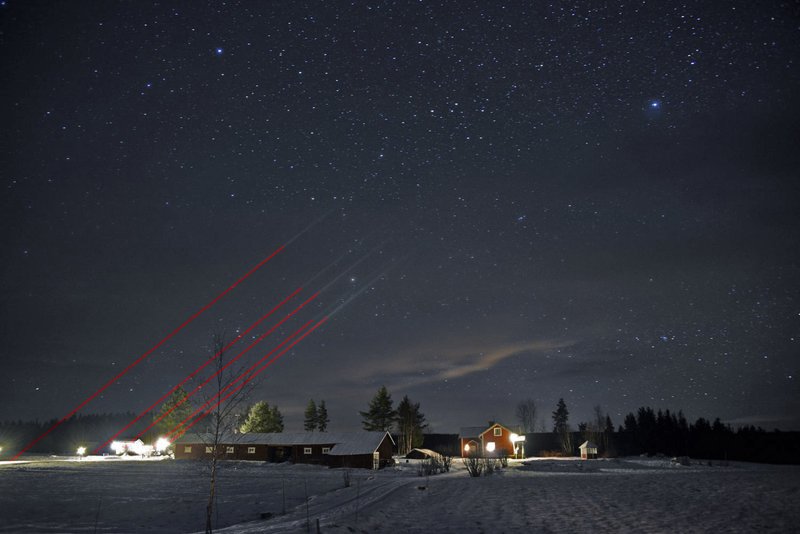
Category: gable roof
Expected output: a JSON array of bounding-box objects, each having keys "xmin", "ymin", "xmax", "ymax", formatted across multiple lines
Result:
[
  {"xmin": 579, "ymin": 440, "xmax": 599, "ymax": 449},
  {"xmin": 326, "ymin": 432, "xmax": 393, "ymax": 456},
  {"xmin": 480, "ymin": 423, "xmax": 515, "ymax": 437}
]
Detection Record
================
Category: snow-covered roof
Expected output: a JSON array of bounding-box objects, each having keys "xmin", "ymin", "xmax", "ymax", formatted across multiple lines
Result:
[
  {"xmin": 176, "ymin": 431, "xmax": 393, "ymax": 455},
  {"xmin": 405, "ymin": 448, "xmax": 442, "ymax": 459},
  {"xmin": 326, "ymin": 432, "xmax": 392, "ymax": 456}
]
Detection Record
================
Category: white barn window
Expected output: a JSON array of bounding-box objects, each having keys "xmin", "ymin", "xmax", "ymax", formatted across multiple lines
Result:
[
  {"xmin": 304, "ymin": 447, "xmax": 312, "ymax": 455},
  {"xmin": 247, "ymin": 447, "xmax": 256, "ymax": 454},
  {"xmin": 184, "ymin": 446, "xmax": 192, "ymax": 453},
  {"xmin": 226, "ymin": 446, "xmax": 234, "ymax": 454},
  {"xmin": 493, "ymin": 427, "xmax": 502, "ymax": 436},
  {"xmin": 322, "ymin": 447, "xmax": 330, "ymax": 454},
  {"xmin": 205, "ymin": 446, "xmax": 213, "ymax": 453}
]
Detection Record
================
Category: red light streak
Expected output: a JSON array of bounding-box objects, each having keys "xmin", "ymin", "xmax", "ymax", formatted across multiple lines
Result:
[
  {"xmin": 171, "ymin": 316, "xmax": 328, "ymax": 441},
  {"xmin": 94, "ymin": 286, "xmax": 302, "ymax": 453},
  {"xmin": 143, "ymin": 292, "xmax": 319, "ymax": 441},
  {"xmin": 11, "ymin": 246, "xmax": 285, "ymax": 460}
]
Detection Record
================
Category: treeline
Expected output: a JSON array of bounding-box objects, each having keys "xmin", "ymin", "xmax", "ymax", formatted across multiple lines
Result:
[
  {"xmin": 0, "ymin": 413, "xmax": 151, "ymax": 455},
  {"xmin": 610, "ymin": 407, "xmax": 800, "ymax": 464}
]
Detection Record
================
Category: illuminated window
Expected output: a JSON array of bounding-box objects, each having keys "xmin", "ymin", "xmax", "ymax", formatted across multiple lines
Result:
[
  {"xmin": 322, "ymin": 447, "xmax": 330, "ymax": 454},
  {"xmin": 247, "ymin": 447, "xmax": 256, "ymax": 454},
  {"xmin": 486, "ymin": 442, "xmax": 496, "ymax": 452},
  {"xmin": 304, "ymin": 447, "xmax": 312, "ymax": 455},
  {"xmin": 205, "ymin": 446, "xmax": 213, "ymax": 453},
  {"xmin": 184, "ymin": 446, "xmax": 192, "ymax": 453},
  {"xmin": 493, "ymin": 427, "xmax": 502, "ymax": 436},
  {"xmin": 226, "ymin": 446, "xmax": 234, "ymax": 454}
]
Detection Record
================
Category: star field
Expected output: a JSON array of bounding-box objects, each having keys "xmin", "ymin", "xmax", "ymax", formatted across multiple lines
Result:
[{"xmin": 1, "ymin": 1, "xmax": 798, "ymax": 432}]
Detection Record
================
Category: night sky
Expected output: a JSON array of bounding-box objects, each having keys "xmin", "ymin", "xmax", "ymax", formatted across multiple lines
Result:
[{"xmin": 2, "ymin": 1, "xmax": 798, "ymax": 435}]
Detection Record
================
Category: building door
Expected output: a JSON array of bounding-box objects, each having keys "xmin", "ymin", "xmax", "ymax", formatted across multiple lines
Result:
[{"xmin": 373, "ymin": 451, "xmax": 380, "ymax": 470}]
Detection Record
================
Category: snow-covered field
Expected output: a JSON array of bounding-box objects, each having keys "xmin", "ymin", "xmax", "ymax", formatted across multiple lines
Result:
[{"xmin": 1, "ymin": 455, "xmax": 797, "ymax": 533}]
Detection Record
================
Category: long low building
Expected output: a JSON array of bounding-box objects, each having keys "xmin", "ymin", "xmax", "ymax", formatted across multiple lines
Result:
[{"xmin": 174, "ymin": 431, "xmax": 394, "ymax": 470}]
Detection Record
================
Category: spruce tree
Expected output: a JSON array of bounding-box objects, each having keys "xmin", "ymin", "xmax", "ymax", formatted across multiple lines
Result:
[
  {"xmin": 359, "ymin": 386, "xmax": 396, "ymax": 432},
  {"xmin": 240, "ymin": 401, "xmax": 284, "ymax": 433},
  {"xmin": 304, "ymin": 399, "xmax": 318, "ymax": 432},
  {"xmin": 552, "ymin": 398, "xmax": 569, "ymax": 433},
  {"xmin": 154, "ymin": 386, "xmax": 193, "ymax": 437},
  {"xmin": 316, "ymin": 400, "xmax": 329, "ymax": 432}
]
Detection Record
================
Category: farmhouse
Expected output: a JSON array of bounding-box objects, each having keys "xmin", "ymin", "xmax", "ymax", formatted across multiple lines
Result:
[
  {"xmin": 174, "ymin": 431, "xmax": 394, "ymax": 469},
  {"xmin": 459, "ymin": 423, "xmax": 524, "ymax": 458}
]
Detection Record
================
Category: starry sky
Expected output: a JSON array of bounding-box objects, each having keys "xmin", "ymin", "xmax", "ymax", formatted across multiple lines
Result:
[{"xmin": 1, "ymin": 1, "xmax": 798, "ymax": 434}]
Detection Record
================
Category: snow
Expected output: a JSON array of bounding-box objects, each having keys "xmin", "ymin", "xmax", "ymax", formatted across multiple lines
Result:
[{"xmin": 1, "ymin": 455, "xmax": 797, "ymax": 533}]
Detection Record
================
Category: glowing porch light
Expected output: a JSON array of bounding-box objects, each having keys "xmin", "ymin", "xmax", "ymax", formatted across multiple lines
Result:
[
  {"xmin": 76, "ymin": 446, "xmax": 87, "ymax": 457},
  {"xmin": 464, "ymin": 444, "xmax": 470, "ymax": 452},
  {"xmin": 486, "ymin": 442, "xmax": 496, "ymax": 452}
]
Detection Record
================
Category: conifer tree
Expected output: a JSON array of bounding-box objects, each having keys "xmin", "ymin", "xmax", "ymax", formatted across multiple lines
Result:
[
  {"xmin": 359, "ymin": 386, "xmax": 396, "ymax": 432},
  {"xmin": 316, "ymin": 400, "xmax": 329, "ymax": 432},
  {"xmin": 154, "ymin": 386, "xmax": 193, "ymax": 437},
  {"xmin": 239, "ymin": 401, "xmax": 283, "ymax": 433},
  {"xmin": 304, "ymin": 399, "xmax": 318, "ymax": 431}
]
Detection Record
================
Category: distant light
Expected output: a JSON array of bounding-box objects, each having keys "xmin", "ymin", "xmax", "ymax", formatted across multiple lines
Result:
[
  {"xmin": 111, "ymin": 441, "xmax": 126, "ymax": 455},
  {"xmin": 215, "ymin": 47, "xmax": 224, "ymax": 55},
  {"xmin": 464, "ymin": 444, "xmax": 470, "ymax": 452},
  {"xmin": 76, "ymin": 446, "xmax": 87, "ymax": 457},
  {"xmin": 155, "ymin": 437, "xmax": 171, "ymax": 453},
  {"xmin": 486, "ymin": 442, "xmax": 496, "ymax": 452}
]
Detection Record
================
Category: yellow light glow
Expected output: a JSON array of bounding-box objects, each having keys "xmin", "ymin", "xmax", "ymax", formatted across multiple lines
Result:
[
  {"xmin": 486, "ymin": 442, "xmax": 496, "ymax": 452},
  {"xmin": 464, "ymin": 444, "xmax": 470, "ymax": 452},
  {"xmin": 76, "ymin": 446, "xmax": 87, "ymax": 456}
]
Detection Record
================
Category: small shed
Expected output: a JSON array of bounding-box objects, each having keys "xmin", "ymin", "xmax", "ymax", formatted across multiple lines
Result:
[
  {"xmin": 579, "ymin": 440, "xmax": 598, "ymax": 459},
  {"xmin": 325, "ymin": 432, "xmax": 395, "ymax": 470}
]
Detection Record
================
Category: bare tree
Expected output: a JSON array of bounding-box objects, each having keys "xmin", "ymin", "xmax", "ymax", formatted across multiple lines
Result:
[
  {"xmin": 200, "ymin": 333, "xmax": 254, "ymax": 534},
  {"xmin": 515, "ymin": 398, "xmax": 538, "ymax": 434}
]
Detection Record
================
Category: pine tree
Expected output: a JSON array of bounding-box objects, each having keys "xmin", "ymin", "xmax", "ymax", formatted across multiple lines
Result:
[
  {"xmin": 304, "ymin": 399, "xmax": 318, "ymax": 432},
  {"xmin": 240, "ymin": 401, "xmax": 284, "ymax": 433},
  {"xmin": 552, "ymin": 398, "xmax": 572, "ymax": 455},
  {"xmin": 396, "ymin": 395, "xmax": 427, "ymax": 455},
  {"xmin": 552, "ymin": 398, "xmax": 569, "ymax": 433},
  {"xmin": 359, "ymin": 386, "xmax": 396, "ymax": 432},
  {"xmin": 154, "ymin": 386, "xmax": 193, "ymax": 437},
  {"xmin": 316, "ymin": 400, "xmax": 329, "ymax": 432}
]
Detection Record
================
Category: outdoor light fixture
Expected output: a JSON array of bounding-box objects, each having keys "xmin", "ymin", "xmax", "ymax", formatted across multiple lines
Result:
[
  {"xmin": 486, "ymin": 442, "xmax": 496, "ymax": 452},
  {"xmin": 76, "ymin": 446, "xmax": 87, "ymax": 457},
  {"xmin": 464, "ymin": 444, "xmax": 470, "ymax": 452}
]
